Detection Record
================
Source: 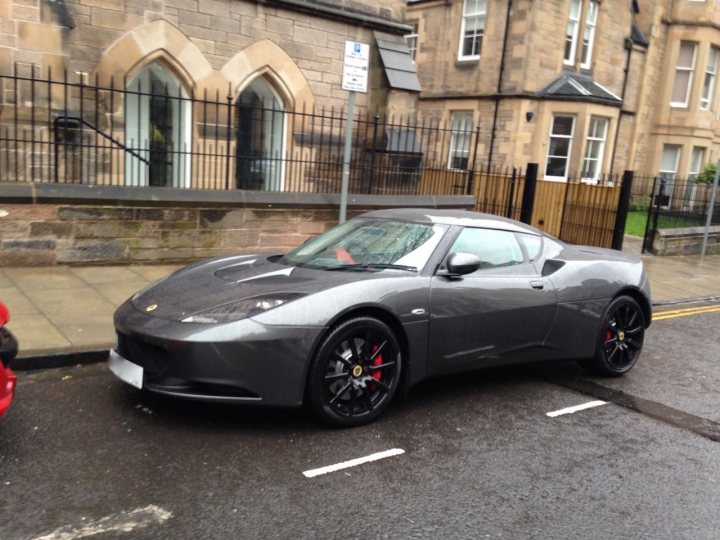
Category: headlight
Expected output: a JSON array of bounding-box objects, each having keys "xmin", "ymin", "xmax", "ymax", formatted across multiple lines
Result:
[{"xmin": 180, "ymin": 293, "xmax": 305, "ymax": 324}]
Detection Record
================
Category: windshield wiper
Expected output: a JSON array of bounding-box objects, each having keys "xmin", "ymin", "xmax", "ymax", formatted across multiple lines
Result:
[{"xmin": 324, "ymin": 263, "xmax": 418, "ymax": 272}]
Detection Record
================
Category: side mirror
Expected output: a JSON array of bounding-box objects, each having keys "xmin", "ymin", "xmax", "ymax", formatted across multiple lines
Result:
[{"xmin": 441, "ymin": 252, "xmax": 483, "ymax": 276}]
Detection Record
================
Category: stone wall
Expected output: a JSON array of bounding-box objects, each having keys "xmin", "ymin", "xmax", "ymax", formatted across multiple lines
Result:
[
  {"xmin": 651, "ymin": 225, "xmax": 720, "ymax": 256},
  {"xmin": 0, "ymin": 0, "xmax": 410, "ymax": 113},
  {"xmin": 0, "ymin": 203, "xmax": 346, "ymax": 265},
  {"xmin": 0, "ymin": 186, "xmax": 474, "ymax": 266}
]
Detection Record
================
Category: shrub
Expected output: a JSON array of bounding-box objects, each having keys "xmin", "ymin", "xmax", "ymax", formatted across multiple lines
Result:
[
  {"xmin": 630, "ymin": 195, "xmax": 650, "ymax": 212},
  {"xmin": 695, "ymin": 162, "xmax": 717, "ymax": 184}
]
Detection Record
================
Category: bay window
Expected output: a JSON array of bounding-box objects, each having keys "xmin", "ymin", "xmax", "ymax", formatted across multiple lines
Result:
[
  {"xmin": 545, "ymin": 115, "xmax": 575, "ymax": 181},
  {"xmin": 671, "ymin": 42, "xmax": 697, "ymax": 107},
  {"xmin": 581, "ymin": 117, "xmax": 608, "ymax": 183}
]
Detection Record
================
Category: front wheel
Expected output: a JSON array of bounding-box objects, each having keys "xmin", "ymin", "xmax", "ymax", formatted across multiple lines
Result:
[
  {"xmin": 307, "ymin": 317, "xmax": 402, "ymax": 427},
  {"xmin": 580, "ymin": 295, "xmax": 646, "ymax": 376}
]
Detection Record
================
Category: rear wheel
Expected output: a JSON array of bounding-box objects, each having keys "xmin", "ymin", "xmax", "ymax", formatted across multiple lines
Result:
[
  {"xmin": 307, "ymin": 317, "xmax": 401, "ymax": 427},
  {"xmin": 580, "ymin": 295, "xmax": 645, "ymax": 376}
]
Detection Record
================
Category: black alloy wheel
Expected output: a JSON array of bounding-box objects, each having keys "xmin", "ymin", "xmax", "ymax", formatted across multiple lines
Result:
[
  {"xmin": 581, "ymin": 295, "xmax": 645, "ymax": 376},
  {"xmin": 307, "ymin": 317, "xmax": 402, "ymax": 427}
]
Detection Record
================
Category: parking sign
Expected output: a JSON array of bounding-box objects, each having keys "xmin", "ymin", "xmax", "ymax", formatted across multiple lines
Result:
[{"xmin": 342, "ymin": 41, "xmax": 370, "ymax": 93}]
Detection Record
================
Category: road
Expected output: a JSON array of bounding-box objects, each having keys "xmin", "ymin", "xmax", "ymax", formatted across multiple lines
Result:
[{"xmin": 1, "ymin": 303, "xmax": 720, "ymax": 539}]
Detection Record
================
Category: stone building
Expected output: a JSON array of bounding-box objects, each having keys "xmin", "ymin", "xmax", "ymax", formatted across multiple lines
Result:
[
  {"xmin": 0, "ymin": 0, "xmax": 420, "ymax": 188},
  {"xmin": 406, "ymin": 0, "xmax": 720, "ymax": 182},
  {"xmin": 0, "ymin": 0, "xmax": 442, "ymax": 266}
]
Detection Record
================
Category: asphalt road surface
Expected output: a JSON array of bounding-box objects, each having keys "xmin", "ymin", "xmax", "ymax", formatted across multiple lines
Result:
[{"xmin": 2, "ymin": 303, "xmax": 720, "ymax": 539}]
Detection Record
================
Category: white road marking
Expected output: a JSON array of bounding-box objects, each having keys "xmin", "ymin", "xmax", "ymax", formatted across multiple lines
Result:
[
  {"xmin": 547, "ymin": 400, "xmax": 606, "ymax": 418},
  {"xmin": 32, "ymin": 505, "xmax": 172, "ymax": 540},
  {"xmin": 303, "ymin": 448, "xmax": 405, "ymax": 478}
]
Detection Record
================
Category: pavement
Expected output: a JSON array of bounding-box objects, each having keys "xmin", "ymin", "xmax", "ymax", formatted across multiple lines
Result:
[{"xmin": 1, "ymin": 236, "xmax": 719, "ymax": 369}]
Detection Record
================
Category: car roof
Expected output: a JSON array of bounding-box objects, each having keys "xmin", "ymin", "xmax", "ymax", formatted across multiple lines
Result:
[{"xmin": 358, "ymin": 208, "xmax": 543, "ymax": 235}]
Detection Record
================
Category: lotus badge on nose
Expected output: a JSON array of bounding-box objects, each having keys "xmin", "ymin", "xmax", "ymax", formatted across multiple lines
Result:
[{"xmin": 146, "ymin": 304, "xmax": 158, "ymax": 312}]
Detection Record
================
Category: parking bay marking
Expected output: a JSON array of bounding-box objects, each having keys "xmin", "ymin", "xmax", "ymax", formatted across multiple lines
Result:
[
  {"xmin": 547, "ymin": 400, "xmax": 606, "ymax": 417},
  {"xmin": 653, "ymin": 304, "xmax": 720, "ymax": 321},
  {"xmin": 303, "ymin": 448, "xmax": 405, "ymax": 478},
  {"xmin": 544, "ymin": 376, "xmax": 720, "ymax": 443},
  {"xmin": 32, "ymin": 505, "xmax": 172, "ymax": 540}
]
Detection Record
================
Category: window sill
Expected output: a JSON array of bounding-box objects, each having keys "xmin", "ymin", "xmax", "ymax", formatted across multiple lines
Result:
[
  {"xmin": 455, "ymin": 57, "xmax": 480, "ymax": 68},
  {"xmin": 542, "ymin": 176, "xmax": 568, "ymax": 183}
]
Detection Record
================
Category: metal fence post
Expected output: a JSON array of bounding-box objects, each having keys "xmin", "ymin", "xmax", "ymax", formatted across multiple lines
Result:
[
  {"xmin": 225, "ymin": 85, "xmax": 233, "ymax": 190},
  {"xmin": 611, "ymin": 170, "xmax": 634, "ymax": 250},
  {"xmin": 700, "ymin": 160, "xmax": 720, "ymax": 262},
  {"xmin": 466, "ymin": 125, "xmax": 481, "ymax": 196},
  {"xmin": 506, "ymin": 167, "xmax": 517, "ymax": 218},
  {"xmin": 643, "ymin": 178, "xmax": 665, "ymax": 254},
  {"xmin": 368, "ymin": 111, "xmax": 379, "ymax": 194},
  {"xmin": 641, "ymin": 176, "xmax": 657, "ymax": 253},
  {"xmin": 520, "ymin": 163, "xmax": 538, "ymax": 225}
]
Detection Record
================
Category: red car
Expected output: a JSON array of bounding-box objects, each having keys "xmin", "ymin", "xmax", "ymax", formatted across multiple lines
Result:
[{"xmin": 0, "ymin": 301, "xmax": 18, "ymax": 418}]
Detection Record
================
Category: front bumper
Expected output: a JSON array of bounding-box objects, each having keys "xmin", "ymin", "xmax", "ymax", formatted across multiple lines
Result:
[{"xmin": 111, "ymin": 300, "xmax": 325, "ymax": 407}]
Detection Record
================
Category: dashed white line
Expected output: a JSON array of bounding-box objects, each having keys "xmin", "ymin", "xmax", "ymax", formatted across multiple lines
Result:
[
  {"xmin": 303, "ymin": 448, "xmax": 405, "ymax": 478},
  {"xmin": 32, "ymin": 505, "xmax": 172, "ymax": 540},
  {"xmin": 547, "ymin": 400, "xmax": 606, "ymax": 418}
]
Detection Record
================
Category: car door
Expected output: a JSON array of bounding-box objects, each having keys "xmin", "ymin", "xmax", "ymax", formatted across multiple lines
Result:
[{"xmin": 428, "ymin": 227, "xmax": 557, "ymax": 376}]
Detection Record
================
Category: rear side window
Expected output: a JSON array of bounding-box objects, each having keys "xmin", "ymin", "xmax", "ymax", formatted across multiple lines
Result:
[
  {"xmin": 517, "ymin": 233, "xmax": 542, "ymax": 261},
  {"xmin": 449, "ymin": 227, "xmax": 524, "ymax": 269}
]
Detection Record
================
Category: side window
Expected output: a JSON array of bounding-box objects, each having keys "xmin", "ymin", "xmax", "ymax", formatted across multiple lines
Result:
[
  {"xmin": 449, "ymin": 228, "xmax": 524, "ymax": 269},
  {"xmin": 517, "ymin": 233, "xmax": 543, "ymax": 261}
]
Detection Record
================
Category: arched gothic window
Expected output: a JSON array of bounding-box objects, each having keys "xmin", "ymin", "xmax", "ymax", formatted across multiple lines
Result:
[
  {"xmin": 236, "ymin": 78, "xmax": 285, "ymax": 191},
  {"xmin": 125, "ymin": 63, "xmax": 191, "ymax": 187}
]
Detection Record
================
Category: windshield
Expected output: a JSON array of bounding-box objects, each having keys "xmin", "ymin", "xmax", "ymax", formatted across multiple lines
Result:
[{"xmin": 280, "ymin": 218, "xmax": 448, "ymax": 272}]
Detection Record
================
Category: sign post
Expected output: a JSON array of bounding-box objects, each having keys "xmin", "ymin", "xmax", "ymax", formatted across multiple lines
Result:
[
  {"xmin": 339, "ymin": 41, "xmax": 369, "ymax": 223},
  {"xmin": 700, "ymin": 161, "xmax": 720, "ymax": 263}
]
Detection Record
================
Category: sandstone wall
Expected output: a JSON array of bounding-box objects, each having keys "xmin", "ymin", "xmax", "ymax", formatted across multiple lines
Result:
[{"xmin": 0, "ymin": 203, "xmax": 349, "ymax": 266}]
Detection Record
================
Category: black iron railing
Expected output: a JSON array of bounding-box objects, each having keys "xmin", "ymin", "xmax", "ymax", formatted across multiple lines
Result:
[{"xmin": 0, "ymin": 67, "xmax": 481, "ymax": 196}]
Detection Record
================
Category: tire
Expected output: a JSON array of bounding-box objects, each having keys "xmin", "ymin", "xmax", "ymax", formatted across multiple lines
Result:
[
  {"xmin": 307, "ymin": 317, "xmax": 402, "ymax": 427},
  {"xmin": 580, "ymin": 295, "xmax": 645, "ymax": 376}
]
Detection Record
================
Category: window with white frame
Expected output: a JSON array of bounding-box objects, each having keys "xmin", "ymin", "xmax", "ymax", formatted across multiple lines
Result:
[
  {"xmin": 581, "ymin": 117, "xmax": 608, "ymax": 182},
  {"xmin": 405, "ymin": 23, "xmax": 418, "ymax": 63},
  {"xmin": 125, "ymin": 63, "xmax": 191, "ymax": 188},
  {"xmin": 658, "ymin": 144, "xmax": 681, "ymax": 207},
  {"xmin": 671, "ymin": 41, "xmax": 697, "ymax": 107},
  {"xmin": 580, "ymin": 1, "xmax": 599, "ymax": 68},
  {"xmin": 545, "ymin": 115, "xmax": 575, "ymax": 180},
  {"xmin": 448, "ymin": 111, "xmax": 474, "ymax": 169},
  {"xmin": 458, "ymin": 0, "xmax": 487, "ymax": 60},
  {"xmin": 659, "ymin": 144, "xmax": 680, "ymax": 180},
  {"xmin": 700, "ymin": 46, "xmax": 719, "ymax": 110},
  {"xmin": 684, "ymin": 146, "xmax": 705, "ymax": 209},
  {"xmin": 564, "ymin": 0, "xmax": 582, "ymax": 65},
  {"xmin": 688, "ymin": 147, "xmax": 705, "ymax": 181},
  {"xmin": 236, "ymin": 78, "xmax": 286, "ymax": 191}
]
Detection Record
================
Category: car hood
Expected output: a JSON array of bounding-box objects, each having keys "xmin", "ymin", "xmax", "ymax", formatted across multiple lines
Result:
[{"xmin": 131, "ymin": 254, "xmax": 393, "ymax": 321}]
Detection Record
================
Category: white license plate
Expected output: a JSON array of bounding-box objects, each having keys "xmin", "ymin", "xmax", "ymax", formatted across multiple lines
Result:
[{"xmin": 109, "ymin": 349, "xmax": 143, "ymax": 389}]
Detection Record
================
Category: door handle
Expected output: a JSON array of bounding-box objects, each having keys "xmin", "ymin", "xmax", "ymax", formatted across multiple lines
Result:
[{"xmin": 530, "ymin": 280, "xmax": 544, "ymax": 290}]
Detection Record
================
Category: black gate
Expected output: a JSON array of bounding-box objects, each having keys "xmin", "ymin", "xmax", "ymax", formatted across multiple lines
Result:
[{"xmin": 642, "ymin": 176, "xmax": 720, "ymax": 253}]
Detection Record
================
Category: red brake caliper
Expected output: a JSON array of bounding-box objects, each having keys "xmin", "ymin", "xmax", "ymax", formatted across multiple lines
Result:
[
  {"xmin": 369, "ymin": 345, "xmax": 382, "ymax": 389},
  {"xmin": 604, "ymin": 329, "xmax": 612, "ymax": 351}
]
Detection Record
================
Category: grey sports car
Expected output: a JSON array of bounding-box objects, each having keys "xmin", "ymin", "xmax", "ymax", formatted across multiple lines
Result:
[{"xmin": 110, "ymin": 208, "xmax": 651, "ymax": 426}]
